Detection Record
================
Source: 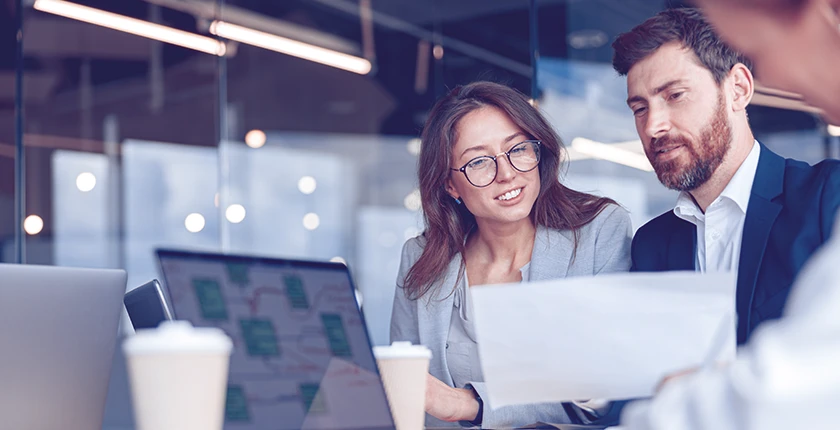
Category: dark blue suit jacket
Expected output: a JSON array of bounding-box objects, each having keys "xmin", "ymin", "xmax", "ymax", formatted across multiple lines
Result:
[{"xmin": 631, "ymin": 144, "xmax": 840, "ymax": 345}]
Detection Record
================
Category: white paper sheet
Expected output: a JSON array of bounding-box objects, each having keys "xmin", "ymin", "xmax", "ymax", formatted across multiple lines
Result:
[{"xmin": 470, "ymin": 271, "xmax": 736, "ymax": 408}]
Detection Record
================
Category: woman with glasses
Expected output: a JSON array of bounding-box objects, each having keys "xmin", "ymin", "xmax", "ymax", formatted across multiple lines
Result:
[{"xmin": 390, "ymin": 81, "xmax": 632, "ymax": 428}]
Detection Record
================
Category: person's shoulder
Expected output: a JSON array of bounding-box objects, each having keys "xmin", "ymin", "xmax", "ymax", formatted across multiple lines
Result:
[
  {"xmin": 635, "ymin": 211, "xmax": 680, "ymax": 241},
  {"xmin": 809, "ymin": 158, "xmax": 840, "ymax": 182},
  {"xmin": 399, "ymin": 233, "xmax": 429, "ymax": 266},
  {"xmin": 562, "ymin": 203, "xmax": 632, "ymax": 250},
  {"xmin": 396, "ymin": 234, "xmax": 427, "ymax": 285},
  {"xmin": 775, "ymin": 156, "xmax": 840, "ymax": 209},
  {"xmin": 780, "ymin": 153, "xmax": 840, "ymax": 185},
  {"xmin": 587, "ymin": 202, "xmax": 631, "ymax": 230}
]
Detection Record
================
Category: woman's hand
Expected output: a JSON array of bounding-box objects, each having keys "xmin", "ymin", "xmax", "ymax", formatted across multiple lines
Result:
[{"xmin": 424, "ymin": 373, "xmax": 481, "ymax": 422}]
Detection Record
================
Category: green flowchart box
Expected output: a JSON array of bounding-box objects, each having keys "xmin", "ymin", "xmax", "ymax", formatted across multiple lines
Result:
[
  {"xmin": 193, "ymin": 278, "xmax": 228, "ymax": 320},
  {"xmin": 284, "ymin": 275, "xmax": 309, "ymax": 309},
  {"xmin": 300, "ymin": 383, "xmax": 328, "ymax": 414},
  {"xmin": 226, "ymin": 263, "xmax": 250, "ymax": 285},
  {"xmin": 321, "ymin": 314, "xmax": 352, "ymax": 357},
  {"xmin": 239, "ymin": 318, "xmax": 280, "ymax": 357},
  {"xmin": 225, "ymin": 385, "xmax": 250, "ymax": 422}
]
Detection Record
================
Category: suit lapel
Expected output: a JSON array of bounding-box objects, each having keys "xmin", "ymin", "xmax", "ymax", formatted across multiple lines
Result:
[
  {"xmin": 529, "ymin": 224, "xmax": 573, "ymax": 281},
  {"xmin": 736, "ymin": 144, "xmax": 784, "ymax": 343}
]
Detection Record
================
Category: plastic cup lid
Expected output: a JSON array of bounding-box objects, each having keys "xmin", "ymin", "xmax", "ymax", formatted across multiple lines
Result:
[
  {"xmin": 123, "ymin": 320, "xmax": 233, "ymax": 355},
  {"xmin": 373, "ymin": 341, "xmax": 432, "ymax": 359}
]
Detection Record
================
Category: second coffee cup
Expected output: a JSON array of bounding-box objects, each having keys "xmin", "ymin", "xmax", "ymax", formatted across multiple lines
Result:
[{"xmin": 373, "ymin": 341, "xmax": 432, "ymax": 430}]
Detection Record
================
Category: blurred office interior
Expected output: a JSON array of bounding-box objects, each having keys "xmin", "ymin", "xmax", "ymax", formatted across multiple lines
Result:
[{"xmin": 2, "ymin": 0, "xmax": 838, "ymax": 354}]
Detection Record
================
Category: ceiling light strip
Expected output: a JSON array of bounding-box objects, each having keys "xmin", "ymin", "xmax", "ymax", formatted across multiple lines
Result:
[
  {"xmin": 209, "ymin": 20, "xmax": 371, "ymax": 75},
  {"xmin": 33, "ymin": 0, "xmax": 226, "ymax": 56}
]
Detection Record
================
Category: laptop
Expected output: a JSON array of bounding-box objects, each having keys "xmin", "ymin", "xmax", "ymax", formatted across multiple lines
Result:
[
  {"xmin": 156, "ymin": 249, "xmax": 396, "ymax": 430},
  {"xmin": 0, "ymin": 263, "xmax": 126, "ymax": 429}
]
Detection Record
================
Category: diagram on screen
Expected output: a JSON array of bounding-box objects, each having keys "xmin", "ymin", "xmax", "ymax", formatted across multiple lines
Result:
[{"xmin": 159, "ymin": 257, "xmax": 393, "ymax": 430}]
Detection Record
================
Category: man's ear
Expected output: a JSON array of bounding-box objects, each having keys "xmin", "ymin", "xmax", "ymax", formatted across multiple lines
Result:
[{"xmin": 728, "ymin": 63, "xmax": 754, "ymax": 112}]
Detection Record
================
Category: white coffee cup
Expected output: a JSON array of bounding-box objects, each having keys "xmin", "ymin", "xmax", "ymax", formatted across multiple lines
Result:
[
  {"xmin": 373, "ymin": 341, "xmax": 432, "ymax": 430},
  {"xmin": 123, "ymin": 321, "xmax": 233, "ymax": 430}
]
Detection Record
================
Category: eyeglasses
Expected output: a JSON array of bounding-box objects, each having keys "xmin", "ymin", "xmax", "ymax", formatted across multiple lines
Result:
[{"xmin": 451, "ymin": 140, "xmax": 541, "ymax": 188}]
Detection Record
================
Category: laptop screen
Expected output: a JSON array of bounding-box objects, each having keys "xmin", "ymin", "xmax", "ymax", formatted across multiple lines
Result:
[{"xmin": 156, "ymin": 250, "xmax": 396, "ymax": 430}]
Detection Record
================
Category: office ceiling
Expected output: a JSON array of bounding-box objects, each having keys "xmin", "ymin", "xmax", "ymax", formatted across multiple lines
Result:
[{"xmin": 0, "ymin": 0, "xmax": 822, "ymax": 152}]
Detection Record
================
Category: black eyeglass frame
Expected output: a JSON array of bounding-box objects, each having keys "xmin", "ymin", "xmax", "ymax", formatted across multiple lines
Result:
[{"xmin": 450, "ymin": 140, "xmax": 542, "ymax": 188}]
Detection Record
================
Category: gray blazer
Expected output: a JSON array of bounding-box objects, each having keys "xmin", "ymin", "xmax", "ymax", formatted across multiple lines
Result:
[{"xmin": 390, "ymin": 204, "xmax": 632, "ymax": 428}]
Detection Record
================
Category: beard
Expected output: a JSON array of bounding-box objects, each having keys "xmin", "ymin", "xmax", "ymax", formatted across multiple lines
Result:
[{"xmin": 648, "ymin": 94, "xmax": 732, "ymax": 192}]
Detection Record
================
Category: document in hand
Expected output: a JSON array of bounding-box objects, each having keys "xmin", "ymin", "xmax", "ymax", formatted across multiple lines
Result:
[{"xmin": 470, "ymin": 271, "xmax": 736, "ymax": 408}]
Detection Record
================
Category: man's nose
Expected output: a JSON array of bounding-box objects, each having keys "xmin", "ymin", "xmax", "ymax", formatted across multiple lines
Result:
[{"xmin": 644, "ymin": 107, "xmax": 671, "ymax": 141}]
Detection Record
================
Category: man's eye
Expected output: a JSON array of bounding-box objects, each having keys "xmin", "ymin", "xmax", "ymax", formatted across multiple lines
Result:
[
  {"xmin": 633, "ymin": 107, "xmax": 647, "ymax": 116},
  {"xmin": 669, "ymin": 92, "xmax": 683, "ymax": 100}
]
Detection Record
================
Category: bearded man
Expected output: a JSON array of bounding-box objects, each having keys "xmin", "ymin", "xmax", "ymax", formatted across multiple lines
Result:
[
  {"xmin": 615, "ymin": 3, "xmax": 840, "ymax": 429},
  {"xmin": 612, "ymin": 7, "xmax": 840, "ymax": 346}
]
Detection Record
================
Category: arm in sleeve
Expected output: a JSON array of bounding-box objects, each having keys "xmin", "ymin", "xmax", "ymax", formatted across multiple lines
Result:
[
  {"xmin": 593, "ymin": 204, "xmax": 633, "ymax": 274},
  {"xmin": 622, "ymin": 229, "xmax": 840, "ymax": 430},
  {"xmin": 464, "ymin": 382, "xmax": 579, "ymax": 428},
  {"xmin": 620, "ymin": 317, "xmax": 834, "ymax": 430},
  {"xmin": 819, "ymin": 163, "xmax": 840, "ymax": 241},
  {"xmin": 390, "ymin": 238, "xmax": 422, "ymax": 345},
  {"xmin": 571, "ymin": 205, "xmax": 635, "ymax": 426},
  {"xmin": 630, "ymin": 230, "xmax": 643, "ymax": 272}
]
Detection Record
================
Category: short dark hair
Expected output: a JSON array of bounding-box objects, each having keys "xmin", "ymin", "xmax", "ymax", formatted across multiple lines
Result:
[{"xmin": 612, "ymin": 8, "xmax": 752, "ymax": 83}]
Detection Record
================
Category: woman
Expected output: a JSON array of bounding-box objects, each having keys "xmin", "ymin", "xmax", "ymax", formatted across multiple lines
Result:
[{"xmin": 390, "ymin": 81, "xmax": 632, "ymax": 428}]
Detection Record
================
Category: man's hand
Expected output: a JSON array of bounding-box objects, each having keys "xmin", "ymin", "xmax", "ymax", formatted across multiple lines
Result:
[{"xmin": 424, "ymin": 373, "xmax": 480, "ymax": 422}]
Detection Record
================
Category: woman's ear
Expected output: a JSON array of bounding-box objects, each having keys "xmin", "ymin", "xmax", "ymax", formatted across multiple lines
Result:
[{"xmin": 445, "ymin": 179, "xmax": 460, "ymax": 201}]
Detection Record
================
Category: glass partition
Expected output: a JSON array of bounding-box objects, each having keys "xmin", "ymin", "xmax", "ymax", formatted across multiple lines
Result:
[
  {"xmin": 11, "ymin": 0, "xmax": 838, "ymax": 344},
  {"xmin": 19, "ymin": 0, "xmax": 222, "ymax": 270}
]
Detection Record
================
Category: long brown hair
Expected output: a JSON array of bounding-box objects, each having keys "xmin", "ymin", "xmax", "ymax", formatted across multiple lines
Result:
[{"xmin": 403, "ymin": 81, "xmax": 616, "ymax": 300}]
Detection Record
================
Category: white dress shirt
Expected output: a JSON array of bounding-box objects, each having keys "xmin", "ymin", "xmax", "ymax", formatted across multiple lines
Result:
[{"xmin": 673, "ymin": 140, "xmax": 760, "ymax": 273}]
